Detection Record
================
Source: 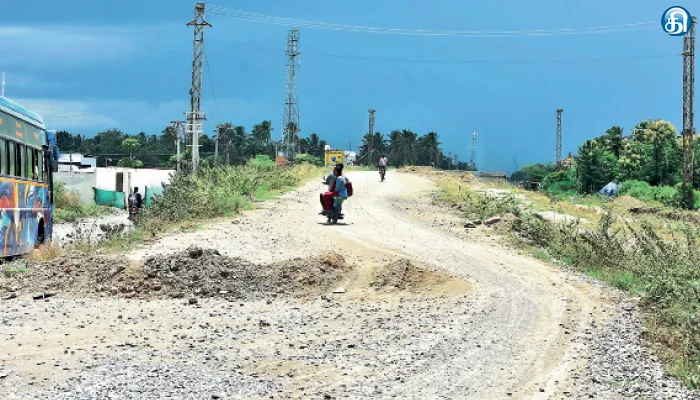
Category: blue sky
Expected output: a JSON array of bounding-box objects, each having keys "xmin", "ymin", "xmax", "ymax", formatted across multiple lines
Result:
[{"xmin": 2, "ymin": 1, "xmax": 693, "ymax": 171}]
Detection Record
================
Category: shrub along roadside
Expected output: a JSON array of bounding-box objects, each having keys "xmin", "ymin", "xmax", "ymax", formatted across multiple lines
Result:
[
  {"xmin": 436, "ymin": 176, "xmax": 700, "ymax": 389},
  {"xmin": 53, "ymin": 181, "xmax": 113, "ymax": 223},
  {"xmin": 124, "ymin": 162, "xmax": 323, "ymax": 239}
]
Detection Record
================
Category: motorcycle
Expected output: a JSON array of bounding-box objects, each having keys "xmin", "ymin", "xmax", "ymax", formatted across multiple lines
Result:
[
  {"xmin": 378, "ymin": 165, "xmax": 386, "ymax": 182},
  {"xmin": 128, "ymin": 205, "xmax": 139, "ymax": 220},
  {"xmin": 320, "ymin": 178, "xmax": 344, "ymax": 221},
  {"xmin": 326, "ymin": 197, "xmax": 344, "ymax": 225}
]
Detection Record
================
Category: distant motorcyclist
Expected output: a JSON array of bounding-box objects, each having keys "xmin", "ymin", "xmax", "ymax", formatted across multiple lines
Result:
[
  {"xmin": 378, "ymin": 155, "xmax": 388, "ymax": 179},
  {"xmin": 128, "ymin": 187, "xmax": 143, "ymax": 219}
]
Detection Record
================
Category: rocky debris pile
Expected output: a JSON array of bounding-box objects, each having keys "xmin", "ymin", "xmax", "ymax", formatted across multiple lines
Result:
[
  {"xmin": 460, "ymin": 172, "xmax": 475, "ymax": 182},
  {"xmin": 139, "ymin": 247, "xmax": 351, "ymax": 300},
  {"xmin": 464, "ymin": 213, "xmax": 518, "ymax": 232},
  {"xmin": 370, "ymin": 259, "xmax": 454, "ymax": 293},
  {"xmin": 1, "ymin": 248, "xmax": 351, "ymax": 301},
  {"xmin": 0, "ymin": 253, "xmax": 137, "ymax": 297},
  {"xmin": 579, "ymin": 298, "xmax": 700, "ymax": 399},
  {"xmin": 53, "ymin": 214, "xmax": 132, "ymax": 247}
]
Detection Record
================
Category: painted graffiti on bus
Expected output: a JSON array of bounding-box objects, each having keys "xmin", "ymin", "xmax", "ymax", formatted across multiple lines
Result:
[{"xmin": 0, "ymin": 178, "xmax": 52, "ymax": 256}]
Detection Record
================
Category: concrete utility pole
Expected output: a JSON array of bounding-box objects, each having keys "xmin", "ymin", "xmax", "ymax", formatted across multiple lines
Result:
[
  {"xmin": 470, "ymin": 129, "xmax": 478, "ymax": 168},
  {"xmin": 186, "ymin": 2, "xmax": 211, "ymax": 173},
  {"xmin": 170, "ymin": 120, "xmax": 185, "ymax": 173},
  {"xmin": 682, "ymin": 16, "xmax": 696, "ymax": 195},
  {"xmin": 556, "ymin": 109, "xmax": 564, "ymax": 164},
  {"xmin": 368, "ymin": 109, "xmax": 375, "ymax": 165},
  {"xmin": 283, "ymin": 28, "xmax": 300, "ymax": 160},
  {"xmin": 213, "ymin": 126, "xmax": 219, "ymax": 163},
  {"xmin": 1, "ymin": 72, "xmax": 5, "ymax": 97}
]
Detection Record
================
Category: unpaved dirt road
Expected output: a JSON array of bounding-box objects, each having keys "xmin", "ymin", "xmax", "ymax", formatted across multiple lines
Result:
[{"xmin": 1, "ymin": 171, "xmax": 695, "ymax": 399}]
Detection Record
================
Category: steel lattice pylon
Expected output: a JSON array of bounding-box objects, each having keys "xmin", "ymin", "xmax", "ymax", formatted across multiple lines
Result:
[
  {"xmin": 368, "ymin": 109, "xmax": 375, "ymax": 165},
  {"xmin": 556, "ymin": 109, "xmax": 563, "ymax": 164},
  {"xmin": 682, "ymin": 17, "xmax": 696, "ymax": 190},
  {"xmin": 470, "ymin": 129, "xmax": 478, "ymax": 168},
  {"xmin": 283, "ymin": 29, "xmax": 300, "ymax": 160},
  {"xmin": 186, "ymin": 2, "xmax": 211, "ymax": 173}
]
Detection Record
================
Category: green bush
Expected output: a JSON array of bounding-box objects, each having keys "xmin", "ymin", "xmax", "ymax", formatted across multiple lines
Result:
[
  {"xmin": 54, "ymin": 181, "xmax": 111, "ymax": 223},
  {"xmin": 141, "ymin": 163, "xmax": 318, "ymax": 225},
  {"xmin": 247, "ymin": 155, "xmax": 277, "ymax": 170},
  {"xmin": 618, "ymin": 180, "xmax": 654, "ymax": 202},
  {"xmin": 293, "ymin": 154, "xmax": 323, "ymax": 166},
  {"xmin": 653, "ymin": 186, "xmax": 679, "ymax": 207},
  {"xmin": 117, "ymin": 157, "xmax": 144, "ymax": 168}
]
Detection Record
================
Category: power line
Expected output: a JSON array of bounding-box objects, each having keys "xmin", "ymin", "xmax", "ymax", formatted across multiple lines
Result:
[
  {"xmin": 208, "ymin": 6, "xmax": 655, "ymax": 38},
  {"xmin": 204, "ymin": 49, "xmax": 221, "ymax": 125},
  {"xmin": 301, "ymin": 50, "xmax": 678, "ymax": 65}
]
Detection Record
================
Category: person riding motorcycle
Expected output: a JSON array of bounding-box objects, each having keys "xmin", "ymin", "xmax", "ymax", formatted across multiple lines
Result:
[
  {"xmin": 321, "ymin": 164, "xmax": 348, "ymax": 216},
  {"xmin": 128, "ymin": 187, "xmax": 143, "ymax": 219},
  {"xmin": 378, "ymin": 155, "xmax": 388, "ymax": 180},
  {"xmin": 320, "ymin": 166, "xmax": 338, "ymax": 214}
]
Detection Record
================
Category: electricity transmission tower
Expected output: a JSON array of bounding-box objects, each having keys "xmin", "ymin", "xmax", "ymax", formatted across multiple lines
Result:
[
  {"xmin": 682, "ymin": 16, "xmax": 696, "ymax": 198},
  {"xmin": 556, "ymin": 109, "xmax": 564, "ymax": 164},
  {"xmin": 368, "ymin": 109, "xmax": 376, "ymax": 165},
  {"xmin": 169, "ymin": 120, "xmax": 185, "ymax": 173},
  {"xmin": 185, "ymin": 2, "xmax": 211, "ymax": 173},
  {"xmin": 283, "ymin": 28, "xmax": 300, "ymax": 160},
  {"xmin": 470, "ymin": 129, "xmax": 478, "ymax": 168}
]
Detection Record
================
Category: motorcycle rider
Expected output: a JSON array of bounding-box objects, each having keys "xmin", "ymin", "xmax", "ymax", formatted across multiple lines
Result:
[
  {"xmin": 378, "ymin": 155, "xmax": 388, "ymax": 179},
  {"xmin": 128, "ymin": 187, "xmax": 143, "ymax": 218},
  {"xmin": 320, "ymin": 166, "xmax": 338, "ymax": 214},
  {"xmin": 321, "ymin": 164, "xmax": 348, "ymax": 215}
]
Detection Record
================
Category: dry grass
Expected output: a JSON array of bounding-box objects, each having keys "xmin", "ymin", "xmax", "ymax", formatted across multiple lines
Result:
[{"xmin": 26, "ymin": 244, "xmax": 62, "ymax": 262}]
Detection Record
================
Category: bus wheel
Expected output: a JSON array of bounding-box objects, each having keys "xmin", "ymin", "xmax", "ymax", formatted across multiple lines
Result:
[{"xmin": 37, "ymin": 220, "xmax": 46, "ymax": 246}]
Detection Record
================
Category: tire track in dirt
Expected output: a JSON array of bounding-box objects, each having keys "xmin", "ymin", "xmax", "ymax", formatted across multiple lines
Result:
[{"xmin": 127, "ymin": 170, "xmax": 614, "ymax": 398}]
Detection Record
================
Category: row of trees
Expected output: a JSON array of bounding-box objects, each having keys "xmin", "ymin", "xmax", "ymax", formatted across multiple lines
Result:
[
  {"xmin": 55, "ymin": 121, "xmax": 332, "ymax": 168},
  {"xmin": 511, "ymin": 119, "xmax": 700, "ymax": 208},
  {"xmin": 56, "ymin": 122, "xmax": 475, "ymax": 171},
  {"xmin": 358, "ymin": 130, "xmax": 475, "ymax": 170}
]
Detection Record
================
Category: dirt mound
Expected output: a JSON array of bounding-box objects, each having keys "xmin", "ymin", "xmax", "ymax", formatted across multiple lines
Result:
[
  {"xmin": 1, "ymin": 253, "xmax": 140, "ymax": 297},
  {"xmin": 369, "ymin": 259, "xmax": 468, "ymax": 294},
  {"xmin": 460, "ymin": 172, "xmax": 475, "ymax": 182},
  {"xmin": 140, "ymin": 247, "xmax": 351, "ymax": 300},
  {"xmin": 1, "ymin": 247, "xmax": 352, "ymax": 300}
]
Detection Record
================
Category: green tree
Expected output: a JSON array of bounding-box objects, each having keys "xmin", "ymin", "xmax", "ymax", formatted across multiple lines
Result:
[
  {"xmin": 575, "ymin": 139, "xmax": 616, "ymax": 193},
  {"xmin": 121, "ymin": 137, "xmax": 141, "ymax": 159}
]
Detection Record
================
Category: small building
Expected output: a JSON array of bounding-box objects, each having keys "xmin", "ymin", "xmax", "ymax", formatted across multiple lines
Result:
[
  {"xmin": 58, "ymin": 153, "xmax": 97, "ymax": 173},
  {"xmin": 344, "ymin": 151, "xmax": 357, "ymax": 166}
]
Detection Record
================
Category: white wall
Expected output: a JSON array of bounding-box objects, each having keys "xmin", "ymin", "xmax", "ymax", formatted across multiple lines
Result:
[
  {"xmin": 94, "ymin": 167, "xmax": 174, "ymax": 207},
  {"xmin": 96, "ymin": 167, "xmax": 173, "ymax": 190},
  {"xmin": 54, "ymin": 172, "xmax": 97, "ymax": 204}
]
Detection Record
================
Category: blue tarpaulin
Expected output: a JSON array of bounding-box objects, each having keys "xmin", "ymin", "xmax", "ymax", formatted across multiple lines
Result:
[{"xmin": 599, "ymin": 182, "xmax": 620, "ymax": 196}]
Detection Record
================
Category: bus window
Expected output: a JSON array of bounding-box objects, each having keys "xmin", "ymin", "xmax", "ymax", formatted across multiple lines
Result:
[
  {"xmin": 26, "ymin": 146, "xmax": 32, "ymax": 180},
  {"xmin": 27, "ymin": 147, "xmax": 34, "ymax": 180},
  {"xmin": 34, "ymin": 149, "xmax": 42, "ymax": 182},
  {"xmin": 0, "ymin": 139, "xmax": 6, "ymax": 175},
  {"xmin": 8, "ymin": 141, "xmax": 14, "ymax": 176},
  {"xmin": 15, "ymin": 143, "xmax": 24, "ymax": 179}
]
